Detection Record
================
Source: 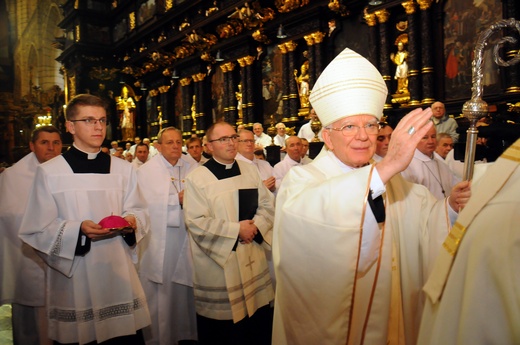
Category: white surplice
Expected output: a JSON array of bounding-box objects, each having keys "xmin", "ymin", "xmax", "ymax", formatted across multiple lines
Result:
[
  {"xmin": 137, "ymin": 154, "xmax": 197, "ymax": 344},
  {"xmin": 184, "ymin": 159, "xmax": 275, "ymax": 322},
  {"xmin": 18, "ymin": 155, "xmax": 150, "ymax": 345},
  {"xmin": 273, "ymin": 149, "xmax": 455, "ymax": 345},
  {"xmin": 0, "ymin": 152, "xmax": 45, "ymax": 306},
  {"xmin": 401, "ymin": 149, "xmax": 460, "ymax": 199}
]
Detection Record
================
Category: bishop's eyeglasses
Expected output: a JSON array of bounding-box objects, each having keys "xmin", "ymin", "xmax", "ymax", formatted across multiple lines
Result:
[
  {"xmin": 69, "ymin": 117, "xmax": 107, "ymax": 126},
  {"xmin": 326, "ymin": 122, "xmax": 381, "ymax": 137}
]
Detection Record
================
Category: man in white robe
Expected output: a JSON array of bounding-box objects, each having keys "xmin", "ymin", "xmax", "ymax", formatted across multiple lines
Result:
[
  {"xmin": 137, "ymin": 127, "xmax": 198, "ymax": 345},
  {"xmin": 297, "ymin": 108, "xmax": 323, "ymax": 142},
  {"xmin": 0, "ymin": 126, "xmax": 62, "ymax": 345},
  {"xmin": 273, "ymin": 48, "xmax": 471, "ymax": 345},
  {"xmin": 185, "ymin": 136, "xmax": 208, "ymax": 166},
  {"xmin": 19, "ymin": 94, "xmax": 150, "ymax": 345},
  {"xmin": 401, "ymin": 126, "xmax": 460, "ymax": 199},
  {"xmin": 236, "ymin": 129, "xmax": 276, "ymax": 193},
  {"xmin": 418, "ymin": 139, "xmax": 520, "ymax": 344},
  {"xmin": 184, "ymin": 122, "xmax": 275, "ymax": 345},
  {"xmin": 132, "ymin": 142, "xmax": 149, "ymax": 169},
  {"xmin": 253, "ymin": 122, "xmax": 272, "ymax": 151},
  {"xmin": 273, "ymin": 136, "xmax": 302, "ymax": 191}
]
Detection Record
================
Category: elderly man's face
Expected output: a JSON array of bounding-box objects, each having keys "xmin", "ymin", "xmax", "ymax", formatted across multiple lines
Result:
[
  {"xmin": 276, "ymin": 125, "xmax": 286, "ymax": 136},
  {"xmin": 286, "ymin": 136, "xmax": 302, "ymax": 162},
  {"xmin": 323, "ymin": 114, "xmax": 378, "ymax": 168},
  {"xmin": 417, "ymin": 126, "xmax": 437, "ymax": 157},
  {"xmin": 431, "ymin": 102, "xmax": 445, "ymax": 119},
  {"xmin": 253, "ymin": 124, "xmax": 263, "ymax": 136}
]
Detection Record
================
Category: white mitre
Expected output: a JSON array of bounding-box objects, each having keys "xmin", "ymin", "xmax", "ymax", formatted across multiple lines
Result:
[{"xmin": 309, "ymin": 48, "xmax": 388, "ymax": 126}]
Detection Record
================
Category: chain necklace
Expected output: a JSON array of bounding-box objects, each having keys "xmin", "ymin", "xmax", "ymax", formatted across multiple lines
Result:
[
  {"xmin": 170, "ymin": 165, "xmax": 184, "ymax": 194},
  {"xmin": 422, "ymin": 158, "xmax": 446, "ymax": 197}
]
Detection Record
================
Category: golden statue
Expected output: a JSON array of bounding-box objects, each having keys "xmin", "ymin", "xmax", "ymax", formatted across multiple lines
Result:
[
  {"xmin": 294, "ymin": 60, "xmax": 310, "ymax": 109},
  {"xmin": 191, "ymin": 95, "xmax": 197, "ymax": 132},
  {"xmin": 236, "ymin": 84, "xmax": 243, "ymax": 122},
  {"xmin": 390, "ymin": 41, "xmax": 409, "ymax": 94},
  {"xmin": 117, "ymin": 86, "xmax": 136, "ymax": 141}
]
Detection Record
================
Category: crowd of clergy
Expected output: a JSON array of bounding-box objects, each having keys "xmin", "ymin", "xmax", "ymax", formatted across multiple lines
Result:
[{"xmin": 1, "ymin": 47, "xmax": 519, "ymax": 345}]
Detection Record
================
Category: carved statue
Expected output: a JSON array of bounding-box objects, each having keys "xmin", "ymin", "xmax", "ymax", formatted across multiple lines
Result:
[
  {"xmin": 390, "ymin": 41, "xmax": 409, "ymax": 94},
  {"xmin": 236, "ymin": 84, "xmax": 243, "ymax": 120},
  {"xmin": 294, "ymin": 60, "xmax": 310, "ymax": 108},
  {"xmin": 117, "ymin": 86, "xmax": 136, "ymax": 141}
]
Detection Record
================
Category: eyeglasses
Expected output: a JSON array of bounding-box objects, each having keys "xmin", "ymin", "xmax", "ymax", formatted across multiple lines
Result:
[
  {"xmin": 327, "ymin": 122, "xmax": 381, "ymax": 136},
  {"xmin": 69, "ymin": 118, "xmax": 107, "ymax": 126},
  {"xmin": 208, "ymin": 135, "xmax": 239, "ymax": 144},
  {"xmin": 238, "ymin": 139, "xmax": 255, "ymax": 144}
]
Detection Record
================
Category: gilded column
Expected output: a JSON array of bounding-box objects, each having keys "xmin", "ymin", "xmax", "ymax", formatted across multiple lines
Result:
[
  {"xmin": 504, "ymin": 0, "xmax": 520, "ymax": 94},
  {"xmin": 375, "ymin": 9, "xmax": 392, "ymax": 109},
  {"xmin": 193, "ymin": 73, "xmax": 207, "ymax": 135},
  {"xmin": 237, "ymin": 57, "xmax": 247, "ymax": 126},
  {"xmin": 363, "ymin": 9, "xmax": 379, "ymax": 68},
  {"xmin": 278, "ymin": 43, "xmax": 291, "ymax": 123},
  {"xmin": 403, "ymin": 0, "xmax": 421, "ymax": 105},
  {"xmin": 244, "ymin": 56, "xmax": 256, "ymax": 127},
  {"xmin": 418, "ymin": 0, "xmax": 435, "ymax": 104},
  {"xmin": 180, "ymin": 77, "xmax": 193, "ymax": 138},
  {"xmin": 312, "ymin": 32, "xmax": 325, "ymax": 82},
  {"xmin": 285, "ymin": 41, "xmax": 299, "ymax": 122},
  {"xmin": 221, "ymin": 62, "xmax": 237, "ymax": 125}
]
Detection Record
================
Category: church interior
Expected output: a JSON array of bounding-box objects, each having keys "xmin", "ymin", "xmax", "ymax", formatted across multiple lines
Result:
[{"xmin": 0, "ymin": 0, "xmax": 519, "ymax": 165}]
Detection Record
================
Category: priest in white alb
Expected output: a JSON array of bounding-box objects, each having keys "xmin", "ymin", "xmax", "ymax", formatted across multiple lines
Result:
[
  {"xmin": 137, "ymin": 127, "xmax": 198, "ymax": 345},
  {"xmin": 18, "ymin": 94, "xmax": 150, "ymax": 345},
  {"xmin": 272, "ymin": 48, "xmax": 471, "ymax": 345}
]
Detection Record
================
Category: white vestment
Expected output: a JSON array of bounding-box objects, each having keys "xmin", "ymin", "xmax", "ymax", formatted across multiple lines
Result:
[
  {"xmin": 273, "ymin": 134, "xmax": 289, "ymax": 147},
  {"xmin": 255, "ymin": 132, "xmax": 272, "ymax": 149},
  {"xmin": 273, "ymin": 154, "xmax": 301, "ymax": 191},
  {"xmin": 184, "ymin": 159, "xmax": 275, "ymax": 322},
  {"xmin": 273, "ymin": 149, "xmax": 455, "ymax": 345},
  {"xmin": 235, "ymin": 152, "xmax": 274, "ymax": 181},
  {"xmin": 0, "ymin": 152, "xmax": 50, "ymax": 344},
  {"xmin": 19, "ymin": 153, "xmax": 150, "ymax": 345},
  {"xmin": 297, "ymin": 120, "xmax": 323, "ymax": 142},
  {"xmin": 419, "ymin": 140, "xmax": 520, "ymax": 345},
  {"xmin": 401, "ymin": 149, "xmax": 460, "ymax": 199},
  {"xmin": 0, "ymin": 152, "xmax": 45, "ymax": 306},
  {"xmin": 137, "ymin": 154, "xmax": 197, "ymax": 344}
]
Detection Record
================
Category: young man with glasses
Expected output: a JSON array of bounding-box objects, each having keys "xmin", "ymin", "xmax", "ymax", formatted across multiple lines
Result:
[
  {"xmin": 19, "ymin": 94, "xmax": 150, "ymax": 345},
  {"xmin": 184, "ymin": 122, "xmax": 275, "ymax": 345},
  {"xmin": 272, "ymin": 48, "xmax": 471, "ymax": 345}
]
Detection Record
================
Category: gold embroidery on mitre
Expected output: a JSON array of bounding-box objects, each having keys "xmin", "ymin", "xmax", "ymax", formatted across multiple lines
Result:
[{"xmin": 442, "ymin": 221, "xmax": 467, "ymax": 256}]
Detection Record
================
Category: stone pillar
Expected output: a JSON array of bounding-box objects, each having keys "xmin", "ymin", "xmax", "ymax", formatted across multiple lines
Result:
[
  {"xmin": 285, "ymin": 41, "xmax": 299, "ymax": 122},
  {"xmin": 364, "ymin": 10, "xmax": 379, "ymax": 69},
  {"xmin": 403, "ymin": 1, "xmax": 421, "ymax": 106},
  {"xmin": 279, "ymin": 43, "xmax": 291, "ymax": 123},
  {"xmin": 180, "ymin": 77, "xmax": 193, "ymax": 138},
  {"xmin": 244, "ymin": 56, "xmax": 256, "ymax": 127},
  {"xmin": 221, "ymin": 62, "xmax": 237, "ymax": 125},
  {"xmin": 375, "ymin": 9, "xmax": 392, "ymax": 109},
  {"xmin": 503, "ymin": 0, "xmax": 520, "ymax": 94},
  {"xmin": 305, "ymin": 31, "xmax": 326, "ymax": 89},
  {"xmin": 418, "ymin": 0, "xmax": 435, "ymax": 105},
  {"xmin": 193, "ymin": 73, "xmax": 207, "ymax": 135}
]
